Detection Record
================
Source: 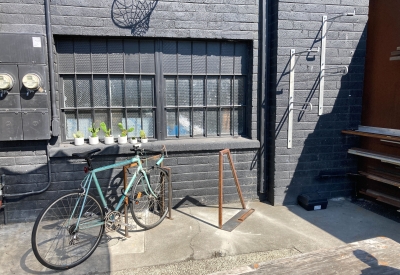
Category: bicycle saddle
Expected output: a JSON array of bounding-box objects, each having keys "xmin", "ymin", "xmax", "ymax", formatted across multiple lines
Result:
[{"xmin": 72, "ymin": 148, "xmax": 101, "ymax": 159}]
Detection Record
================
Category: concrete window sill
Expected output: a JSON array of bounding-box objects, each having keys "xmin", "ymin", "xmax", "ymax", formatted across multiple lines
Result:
[{"xmin": 49, "ymin": 137, "xmax": 260, "ymax": 158}]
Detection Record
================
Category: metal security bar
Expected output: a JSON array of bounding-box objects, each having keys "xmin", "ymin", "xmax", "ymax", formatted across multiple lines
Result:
[
  {"xmin": 57, "ymin": 38, "xmax": 250, "ymax": 140},
  {"xmin": 162, "ymin": 41, "xmax": 248, "ymax": 138},
  {"xmin": 58, "ymin": 38, "xmax": 156, "ymax": 140}
]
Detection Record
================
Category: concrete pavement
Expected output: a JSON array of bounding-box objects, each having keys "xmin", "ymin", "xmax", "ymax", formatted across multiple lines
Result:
[{"xmin": 1, "ymin": 198, "xmax": 400, "ymax": 274}]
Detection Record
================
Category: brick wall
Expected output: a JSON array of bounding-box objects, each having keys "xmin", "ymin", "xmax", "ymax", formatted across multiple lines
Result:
[
  {"xmin": 0, "ymin": 0, "xmax": 372, "ymax": 222},
  {"xmin": 268, "ymin": 0, "xmax": 368, "ymax": 205},
  {"xmin": 1, "ymin": 141, "xmax": 259, "ymax": 223},
  {"xmin": 0, "ymin": 0, "xmax": 260, "ymax": 223}
]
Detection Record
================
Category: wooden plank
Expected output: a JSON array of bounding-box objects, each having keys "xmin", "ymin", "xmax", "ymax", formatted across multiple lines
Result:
[
  {"xmin": 364, "ymin": 189, "xmax": 400, "ymax": 208},
  {"xmin": 218, "ymin": 237, "xmax": 400, "ymax": 275},
  {"xmin": 359, "ymin": 171, "xmax": 400, "ymax": 188},
  {"xmin": 342, "ymin": 130, "xmax": 400, "ymax": 142},
  {"xmin": 376, "ymin": 196, "xmax": 400, "ymax": 208},
  {"xmin": 348, "ymin": 148, "xmax": 400, "ymax": 166}
]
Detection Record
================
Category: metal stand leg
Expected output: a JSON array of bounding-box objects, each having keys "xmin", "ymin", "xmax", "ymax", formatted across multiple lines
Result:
[
  {"xmin": 218, "ymin": 149, "xmax": 255, "ymax": 231},
  {"xmin": 123, "ymin": 166, "xmax": 130, "ymax": 238}
]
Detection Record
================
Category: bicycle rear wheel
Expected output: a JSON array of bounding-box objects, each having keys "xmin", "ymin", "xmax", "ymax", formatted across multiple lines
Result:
[
  {"xmin": 130, "ymin": 167, "xmax": 170, "ymax": 229},
  {"xmin": 31, "ymin": 192, "xmax": 105, "ymax": 270}
]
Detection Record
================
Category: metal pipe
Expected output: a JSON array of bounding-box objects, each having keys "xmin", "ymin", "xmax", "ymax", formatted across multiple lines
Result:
[
  {"xmin": 44, "ymin": 0, "xmax": 60, "ymax": 136},
  {"xmin": 259, "ymin": 0, "xmax": 268, "ymax": 194},
  {"xmin": 3, "ymin": 143, "xmax": 52, "ymax": 198}
]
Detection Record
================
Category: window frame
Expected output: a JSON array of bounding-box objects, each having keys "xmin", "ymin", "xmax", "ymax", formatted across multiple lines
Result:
[{"xmin": 57, "ymin": 37, "xmax": 251, "ymax": 142}]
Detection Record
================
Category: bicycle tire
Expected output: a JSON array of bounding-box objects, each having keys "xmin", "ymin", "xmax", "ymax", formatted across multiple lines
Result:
[
  {"xmin": 130, "ymin": 167, "xmax": 170, "ymax": 229},
  {"xmin": 31, "ymin": 192, "xmax": 105, "ymax": 270}
]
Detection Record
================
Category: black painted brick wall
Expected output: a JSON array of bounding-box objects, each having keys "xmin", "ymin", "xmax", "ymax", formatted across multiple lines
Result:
[
  {"xmin": 268, "ymin": 0, "xmax": 368, "ymax": 205},
  {"xmin": 0, "ymin": 1, "xmax": 260, "ymax": 223},
  {"xmin": 1, "ymin": 147, "xmax": 258, "ymax": 223}
]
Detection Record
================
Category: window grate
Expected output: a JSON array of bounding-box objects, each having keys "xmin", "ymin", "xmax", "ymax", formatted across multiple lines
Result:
[{"xmin": 57, "ymin": 37, "xmax": 249, "ymax": 140}]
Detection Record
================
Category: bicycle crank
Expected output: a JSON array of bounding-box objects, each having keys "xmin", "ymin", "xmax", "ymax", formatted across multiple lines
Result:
[{"xmin": 105, "ymin": 211, "xmax": 136, "ymax": 232}]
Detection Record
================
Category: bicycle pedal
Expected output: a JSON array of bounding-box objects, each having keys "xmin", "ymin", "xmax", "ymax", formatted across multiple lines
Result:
[{"xmin": 116, "ymin": 222, "xmax": 136, "ymax": 229}]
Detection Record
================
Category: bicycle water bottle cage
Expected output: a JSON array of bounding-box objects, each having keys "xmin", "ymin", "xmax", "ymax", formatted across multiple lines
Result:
[{"xmin": 72, "ymin": 148, "xmax": 101, "ymax": 170}]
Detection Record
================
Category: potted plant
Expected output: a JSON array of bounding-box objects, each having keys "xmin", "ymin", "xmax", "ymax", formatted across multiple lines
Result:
[
  {"xmin": 117, "ymin": 122, "xmax": 134, "ymax": 144},
  {"xmin": 73, "ymin": 131, "xmax": 84, "ymax": 146},
  {"xmin": 100, "ymin": 122, "xmax": 114, "ymax": 145},
  {"xmin": 88, "ymin": 123, "xmax": 100, "ymax": 145},
  {"xmin": 130, "ymin": 136, "xmax": 138, "ymax": 144},
  {"xmin": 139, "ymin": 129, "xmax": 148, "ymax": 143}
]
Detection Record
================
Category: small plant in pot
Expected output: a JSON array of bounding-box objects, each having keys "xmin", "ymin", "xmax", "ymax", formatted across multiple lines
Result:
[
  {"xmin": 139, "ymin": 129, "xmax": 148, "ymax": 143},
  {"xmin": 130, "ymin": 136, "xmax": 138, "ymax": 144},
  {"xmin": 73, "ymin": 131, "xmax": 85, "ymax": 146},
  {"xmin": 88, "ymin": 123, "xmax": 100, "ymax": 145},
  {"xmin": 100, "ymin": 122, "xmax": 114, "ymax": 145},
  {"xmin": 117, "ymin": 123, "xmax": 134, "ymax": 144}
]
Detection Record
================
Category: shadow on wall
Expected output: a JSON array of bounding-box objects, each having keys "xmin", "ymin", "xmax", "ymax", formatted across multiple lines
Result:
[
  {"xmin": 274, "ymin": 24, "xmax": 367, "ymax": 205},
  {"xmin": 112, "ymin": 0, "xmax": 159, "ymax": 36},
  {"xmin": 0, "ymin": 147, "xmax": 130, "ymax": 224}
]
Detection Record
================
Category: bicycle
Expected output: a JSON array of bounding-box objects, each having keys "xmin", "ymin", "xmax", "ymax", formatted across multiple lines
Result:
[{"xmin": 31, "ymin": 144, "xmax": 170, "ymax": 270}]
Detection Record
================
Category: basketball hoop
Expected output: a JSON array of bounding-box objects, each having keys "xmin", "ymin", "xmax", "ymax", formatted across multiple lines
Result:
[{"xmin": 112, "ymin": 0, "xmax": 158, "ymax": 36}]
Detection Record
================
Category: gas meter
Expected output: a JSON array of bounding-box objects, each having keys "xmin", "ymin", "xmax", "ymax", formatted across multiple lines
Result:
[{"xmin": 0, "ymin": 74, "xmax": 14, "ymax": 97}]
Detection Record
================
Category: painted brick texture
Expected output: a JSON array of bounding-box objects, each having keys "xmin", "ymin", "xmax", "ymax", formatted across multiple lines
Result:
[
  {"xmin": 0, "ymin": 0, "xmax": 260, "ymax": 223},
  {"xmin": 1, "ymin": 146, "xmax": 258, "ymax": 223},
  {"xmin": 269, "ymin": 1, "xmax": 368, "ymax": 205}
]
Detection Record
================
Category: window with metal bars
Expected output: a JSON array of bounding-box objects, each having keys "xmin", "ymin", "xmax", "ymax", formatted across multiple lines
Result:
[
  {"xmin": 162, "ymin": 40, "xmax": 247, "ymax": 137},
  {"xmin": 56, "ymin": 37, "xmax": 249, "ymax": 141}
]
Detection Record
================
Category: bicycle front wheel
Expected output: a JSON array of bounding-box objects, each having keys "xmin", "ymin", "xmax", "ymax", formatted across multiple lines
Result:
[
  {"xmin": 31, "ymin": 192, "xmax": 105, "ymax": 270},
  {"xmin": 130, "ymin": 167, "xmax": 170, "ymax": 229}
]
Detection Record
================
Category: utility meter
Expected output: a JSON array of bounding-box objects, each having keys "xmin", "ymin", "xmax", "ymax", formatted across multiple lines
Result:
[
  {"xmin": 0, "ymin": 74, "xmax": 14, "ymax": 90},
  {"xmin": 22, "ymin": 73, "xmax": 43, "ymax": 92}
]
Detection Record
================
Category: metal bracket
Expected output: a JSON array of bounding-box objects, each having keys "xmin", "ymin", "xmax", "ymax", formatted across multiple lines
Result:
[
  {"xmin": 319, "ymin": 10, "xmax": 355, "ymax": 116},
  {"xmin": 288, "ymin": 48, "xmax": 317, "ymax": 149}
]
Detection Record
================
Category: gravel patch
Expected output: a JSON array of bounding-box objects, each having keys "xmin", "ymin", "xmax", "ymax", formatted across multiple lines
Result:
[{"xmin": 106, "ymin": 249, "xmax": 300, "ymax": 275}]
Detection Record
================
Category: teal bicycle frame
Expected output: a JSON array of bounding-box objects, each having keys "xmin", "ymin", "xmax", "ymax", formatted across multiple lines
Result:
[{"xmin": 70, "ymin": 153, "xmax": 165, "ymax": 231}]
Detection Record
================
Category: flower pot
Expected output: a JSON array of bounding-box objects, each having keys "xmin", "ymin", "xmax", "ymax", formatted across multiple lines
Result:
[
  {"xmin": 74, "ymin": 137, "xmax": 84, "ymax": 146},
  {"xmin": 141, "ymin": 138, "xmax": 148, "ymax": 143},
  {"xmin": 104, "ymin": 136, "xmax": 114, "ymax": 145},
  {"xmin": 89, "ymin": 136, "xmax": 99, "ymax": 145},
  {"xmin": 129, "ymin": 138, "xmax": 138, "ymax": 144},
  {"xmin": 118, "ymin": 135, "xmax": 127, "ymax": 144}
]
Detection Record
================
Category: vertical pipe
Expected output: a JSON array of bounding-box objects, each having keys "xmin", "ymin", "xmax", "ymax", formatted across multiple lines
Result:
[
  {"xmin": 44, "ymin": 0, "xmax": 60, "ymax": 136},
  {"xmin": 259, "ymin": 0, "xmax": 268, "ymax": 194}
]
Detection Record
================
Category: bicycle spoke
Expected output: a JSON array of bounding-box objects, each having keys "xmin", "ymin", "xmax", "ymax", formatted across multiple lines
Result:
[
  {"xmin": 130, "ymin": 168, "xmax": 169, "ymax": 229},
  {"xmin": 32, "ymin": 193, "xmax": 104, "ymax": 270}
]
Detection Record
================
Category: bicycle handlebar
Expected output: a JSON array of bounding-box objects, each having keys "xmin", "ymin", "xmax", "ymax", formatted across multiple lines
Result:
[{"xmin": 130, "ymin": 144, "xmax": 167, "ymax": 157}]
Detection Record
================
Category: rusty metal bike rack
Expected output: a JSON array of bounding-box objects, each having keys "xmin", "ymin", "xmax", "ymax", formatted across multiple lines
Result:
[
  {"xmin": 219, "ymin": 149, "xmax": 255, "ymax": 231},
  {"xmin": 122, "ymin": 154, "xmax": 172, "ymax": 237}
]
